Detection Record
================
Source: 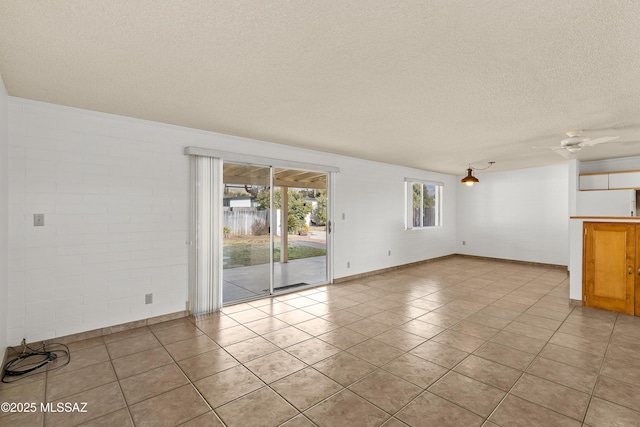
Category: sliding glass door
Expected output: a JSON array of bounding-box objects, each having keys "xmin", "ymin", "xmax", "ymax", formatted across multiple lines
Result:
[
  {"xmin": 222, "ymin": 163, "xmax": 272, "ymax": 303},
  {"xmin": 272, "ymin": 168, "xmax": 328, "ymax": 292},
  {"xmin": 221, "ymin": 163, "xmax": 330, "ymax": 304}
]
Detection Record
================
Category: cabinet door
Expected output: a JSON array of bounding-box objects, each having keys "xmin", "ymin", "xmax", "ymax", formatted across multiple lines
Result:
[
  {"xmin": 609, "ymin": 172, "xmax": 640, "ymax": 190},
  {"xmin": 584, "ymin": 223, "xmax": 635, "ymax": 315}
]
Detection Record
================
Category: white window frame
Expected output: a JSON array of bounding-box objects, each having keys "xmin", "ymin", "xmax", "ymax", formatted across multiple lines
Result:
[{"xmin": 405, "ymin": 179, "xmax": 443, "ymax": 229}]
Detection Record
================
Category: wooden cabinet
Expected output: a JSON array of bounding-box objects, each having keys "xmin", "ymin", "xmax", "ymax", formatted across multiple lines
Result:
[{"xmin": 583, "ymin": 222, "xmax": 640, "ymax": 315}]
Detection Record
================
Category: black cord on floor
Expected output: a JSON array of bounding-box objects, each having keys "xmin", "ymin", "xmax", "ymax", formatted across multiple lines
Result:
[{"xmin": 1, "ymin": 341, "xmax": 71, "ymax": 383}]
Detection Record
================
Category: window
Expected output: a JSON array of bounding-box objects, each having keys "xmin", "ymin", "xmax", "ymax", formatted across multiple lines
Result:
[{"xmin": 406, "ymin": 179, "xmax": 443, "ymax": 228}]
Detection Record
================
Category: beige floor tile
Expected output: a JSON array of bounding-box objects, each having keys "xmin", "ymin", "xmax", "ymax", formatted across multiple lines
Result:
[
  {"xmin": 194, "ymin": 365, "xmax": 263, "ymax": 408},
  {"xmin": 0, "ymin": 379, "xmax": 45, "ymax": 405},
  {"xmin": 382, "ymin": 353, "xmax": 448, "ymax": 388},
  {"xmin": 367, "ymin": 310, "xmax": 412, "ymax": 327},
  {"xmin": 466, "ymin": 312, "xmax": 513, "ymax": 329},
  {"xmin": 429, "ymin": 371, "xmax": 505, "ymax": 417},
  {"xmin": 474, "ymin": 342, "xmax": 534, "ymax": 371},
  {"xmin": 120, "ymin": 363, "xmax": 188, "ymax": 405},
  {"xmin": 152, "ymin": 323, "xmax": 203, "ymax": 345},
  {"xmin": 548, "ymin": 332, "xmax": 609, "ymax": 357},
  {"xmin": 300, "ymin": 302, "xmax": 331, "ymax": 317},
  {"xmin": 305, "ymin": 389, "xmax": 389, "ymax": 427},
  {"xmin": 294, "ymin": 318, "xmax": 339, "ymax": 335},
  {"xmin": 490, "ymin": 330, "xmax": 546, "ymax": 355},
  {"xmin": 164, "ymin": 335, "xmax": 219, "ymax": 361},
  {"xmin": 317, "ymin": 327, "xmax": 369, "ymax": 350},
  {"xmin": 129, "ymin": 385, "xmax": 209, "ymax": 427},
  {"xmin": 178, "ymin": 348, "xmax": 239, "ymax": 382},
  {"xmin": 373, "ymin": 328, "xmax": 426, "ymax": 351},
  {"xmin": 286, "ymin": 338, "xmax": 341, "ymax": 365},
  {"xmin": 396, "ymin": 391, "xmax": 484, "ymax": 427},
  {"xmin": 320, "ymin": 310, "xmax": 363, "ymax": 326},
  {"xmin": 605, "ymin": 340, "xmax": 640, "ymax": 368},
  {"xmin": 526, "ymin": 357, "xmax": 598, "ymax": 393},
  {"xmin": 585, "ymin": 397, "xmax": 640, "ymax": 427},
  {"xmin": 216, "ymin": 387, "xmax": 298, "ymax": 427},
  {"xmin": 600, "ymin": 358, "xmax": 640, "ymax": 386},
  {"xmin": 417, "ymin": 311, "xmax": 461, "ymax": 328},
  {"xmin": 224, "ymin": 336, "xmax": 279, "ymax": 363},
  {"xmin": 593, "ymin": 375, "xmax": 640, "ymax": 411},
  {"xmin": 280, "ymin": 414, "xmax": 317, "ymax": 427},
  {"xmin": 0, "ymin": 410, "xmax": 44, "ymax": 426},
  {"xmin": 226, "ymin": 307, "xmax": 271, "ymax": 324},
  {"xmin": 45, "ymin": 382, "xmax": 126, "ymax": 427},
  {"xmin": 179, "ymin": 411, "xmax": 224, "ymax": 427},
  {"xmin": 346, "ymin": 339, "xmax": 404, "ymax": 367},
  {"xmin": 514, "ymin": 313, "xmax": 562, "ymax": 331},
  {"xmin": 46, "ymin": 361, "xmax": 116, "ymax": 401},
  {"xmin": 453, "ymin": 354, "xmax": 521, "ymax": 391},
  {"xmin": 409, "ymin": 340, "xmax": 469, "ymax": 369},
  {"xmin": 111, "ymin": 346, "xmax": 174, "ymax": 379},
  {"xmin": 106, "ymin": 333, "xmax": 161, "ymax": 359},
  {"xmin": 47, "ymin": 344, "xmax": 110, "ymax": 378},
  {"xmin": 274, "ymin": 309, "xmax": 317, "ymax": 325},
  {"xmin": 262, "ymin": 326, "xmax": 313, "ymax": 348},
  {"xmin": 432, "ymin": 330, "xmax": 486, "ymax": 353},
  {"xmin": 503, "ymin": 321, "xmax": 555, "ymax": 341},
  {"xmin": 256, "ymin": 301, "xmax": 296, "ymax": 316},
  {"xmin": 398, "ymin": 319, "xmax": 446, "ymax": 339},
  {"xmin": 102, "ymin": 326, "xmax": 151, "ymax": 344},
  {"xmin": 194, "ymin": 314, "xmax": 239, "ymax": 333},
  {"xmin": 349, "ymin": 369, "xmax": 422, "ymax": 414},
  {"xmin": 313, "ymin": 352, "xmax": 376, "ymax": 387},
  {"xmin": 380, "ymin": 417, "xmax": 409, "ymax": 427},
  {"xmin": 489, "ymin": 394, "xmax": 581, "ymax": 427},
  {"xmin": 538, "ymin": 343, "xmax": 603, "ymax": 373},
  {"xmin": 77, "ymin": 408, "xmax": 133, "ymax": 427},
  {"xmin": 271, "ymin": 367, "xmax": 343, "ymax": 411},
  {"xmin": 557, "ymin": 321, "xmax": 613, "ymax": 342},
  {"xmin": 244, "ymin": 350, "xmax": 307, "ymax": 384},
  {"xmin": 345, "ymin": 318, "xmax": 393, "ymax": 337},
  {"xmin": 205, "ymin": 324, "xmax": 257, "ymax": 346},
  {"xmin": 450, "ymin": 320, "xmax": 500, "ymax": 340},
  {"xmin": 510, "ymin": 373, "xmax": 590, "ymax": 421}
]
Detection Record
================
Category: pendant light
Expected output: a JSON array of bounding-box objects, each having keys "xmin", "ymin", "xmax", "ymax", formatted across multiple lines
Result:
[
  {"xmin": 460, "ymin": 168, "xmax": 479, "ymax": 186},
  {"xmin": 460, "ymin": 162, "xmax": 495, "ymax": 186}
]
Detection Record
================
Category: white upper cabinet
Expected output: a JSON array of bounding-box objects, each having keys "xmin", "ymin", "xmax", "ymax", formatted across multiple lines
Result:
[
  {"xmin": 580, "ymin": 170, "xmax": 640, "ymax": 190},
  {"xmin": 609, "ymin": 171, "xmax": 640, "ymax": 189},
  {"xmin": 579, "ymin": 174, "xmax": 609, "ymax": 190}
]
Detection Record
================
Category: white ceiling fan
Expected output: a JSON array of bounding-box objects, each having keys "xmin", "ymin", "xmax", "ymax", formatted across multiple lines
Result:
[{"xmin": 556, "ymin": 130, "xmax": 619, "ymax": 154}]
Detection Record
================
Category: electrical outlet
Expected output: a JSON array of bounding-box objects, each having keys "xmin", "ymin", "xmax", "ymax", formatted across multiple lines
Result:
[
  {"xmin": 342, "ymin": 213, "xmax": 346, "ymax": 220},
  {"xmin": 462, "ymin": 241, "xmax": 466, "ymax": 246},
  {"xmin": 145, "ymin": 293, "xmax": 153, "ymax": 304},
  {"xmin": 34, "ymin": 214, "xmax": 44, "ymax": 226},
  {"xmin": 347, "ymin": 261, "xmax": 350, "ymax": 268},
  {"xmin": 388, "ymin": 250, "xmax": 391, "ymax": 256}
]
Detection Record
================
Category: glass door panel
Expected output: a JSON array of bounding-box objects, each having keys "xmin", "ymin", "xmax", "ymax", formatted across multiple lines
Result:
[
  {"xmin": 273, "ymin": 168, "xmax": 328, "ymax": 292},
  {"xmin": 222, "ymin": 162, "xmax": 272, "ymax": 304}
]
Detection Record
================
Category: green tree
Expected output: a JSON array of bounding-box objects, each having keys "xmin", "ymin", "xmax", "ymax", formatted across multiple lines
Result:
[
  {"xmin": 312, "ymin": 191, "xmax": 327, "ymax": 225},
  {"xmin": 255, "ymin": 188, "xmax": 312, "ymax": 233}
]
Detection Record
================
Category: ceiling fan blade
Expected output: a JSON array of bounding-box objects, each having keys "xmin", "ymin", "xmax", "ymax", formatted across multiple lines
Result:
[
  {"xmin": 583, "ymin": 136, "xmax": 619, "ymax": 146},
  {"xmin": 550, "ymin": 146, "xmax": 573, "ymax": 159}
]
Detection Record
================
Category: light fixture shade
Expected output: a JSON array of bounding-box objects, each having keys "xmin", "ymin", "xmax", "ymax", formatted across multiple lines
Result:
[{"xmin": 460, "ymin": 168, "xmax": 479, "ymax": 186}]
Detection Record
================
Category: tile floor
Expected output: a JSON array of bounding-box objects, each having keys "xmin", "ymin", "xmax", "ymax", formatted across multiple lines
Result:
[{"xmin": 2, "ymin": 256, "xmax": 640, "ymax": 426}]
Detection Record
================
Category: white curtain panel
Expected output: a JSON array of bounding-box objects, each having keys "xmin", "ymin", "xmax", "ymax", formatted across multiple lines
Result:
[{"xmin": 189, "ymin": 155, "xmax": 223, "ymax": 315}]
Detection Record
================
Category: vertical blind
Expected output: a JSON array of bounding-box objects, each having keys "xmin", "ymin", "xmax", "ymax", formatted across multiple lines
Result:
[{"xmin": 189, "ymin": 155, "xmax": 223, "ymax": 314}]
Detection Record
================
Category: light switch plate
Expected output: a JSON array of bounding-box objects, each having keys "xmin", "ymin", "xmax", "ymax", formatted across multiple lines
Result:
[{"xmin": 34, "ymin": 214, "xmax": 45, "ymax": 226}]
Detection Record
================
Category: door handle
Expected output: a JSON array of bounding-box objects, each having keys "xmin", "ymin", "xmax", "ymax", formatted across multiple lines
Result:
[
  {"xmin": 630, "ymin": 266, "xmax": 633, "ymax": 275},
  {"xmin": 638, "ymin": 266, "xmax": 640, "ymax": 276}
]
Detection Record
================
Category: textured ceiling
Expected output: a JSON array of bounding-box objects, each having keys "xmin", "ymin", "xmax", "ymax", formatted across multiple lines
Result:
[{"xmin": 1, "ymin": 1, "xmax": 640, "ymax": 174}]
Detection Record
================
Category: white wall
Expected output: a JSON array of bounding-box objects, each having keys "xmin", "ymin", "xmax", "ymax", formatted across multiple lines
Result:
[
  {"xmin": 0, "ymin": 74, "xmax": 9, "ymax": 352},
  {"xmin": 456, "ymin": 164, "xmax": 569, "ymax": 266},
  {"xmin": 7, "ymin": 98, "xmax": 457, "ymax": 344}
]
